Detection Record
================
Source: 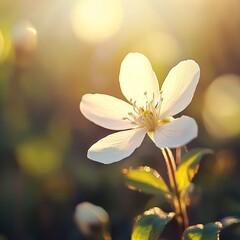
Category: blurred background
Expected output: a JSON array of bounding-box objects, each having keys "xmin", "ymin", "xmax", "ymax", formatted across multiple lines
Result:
[{"xmin": 0, "ymin": 0, "xmax": 240, "ymax": 239}]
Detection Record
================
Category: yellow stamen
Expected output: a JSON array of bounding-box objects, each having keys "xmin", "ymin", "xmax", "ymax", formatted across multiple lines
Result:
[{"xmin": 123, "ymin": 91, "xmax": 172, "ymax": 131}]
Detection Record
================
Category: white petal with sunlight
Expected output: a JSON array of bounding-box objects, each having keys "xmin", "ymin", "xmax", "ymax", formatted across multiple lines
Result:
[
  {"xmin": 88, "ymin": 128, "xmax": 146, "ymax": 164},
  {"xmin": 160, "ymin": 60, "xmax": 200, "ymax": 118},
  {"xmin": 151, "ymin": 116, "xmax": 198, "ymax": 148},
  {"xmin": 119, "ymin": 52, "xmax": 160, "ymax": 106},
  {"xmin": 80, "ymin": 93, "xmax": 134, "ymax": 130}
]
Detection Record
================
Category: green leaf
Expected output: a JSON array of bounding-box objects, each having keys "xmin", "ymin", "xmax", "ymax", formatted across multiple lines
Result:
[
  {"xmin": 176, "ymin": 148, "xmax": 213, "ymax": 192},
  {"xmin": 183, "ymin": 222, "xmax": 222, "ymax": 240},
  {"xmin": 131, "ymin": 207, "xmax": 175, "ymax": 240},
  {"xmin": 123, "ymin": 166, "xmax": 171, "ymax": 196},
  {"xmin": 203, "ymin": 222, "xmax": 222, "ymax": 239}
]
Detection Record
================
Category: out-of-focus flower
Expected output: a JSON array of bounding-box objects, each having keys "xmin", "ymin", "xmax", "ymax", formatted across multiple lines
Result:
[
  {"xmin": 12, "ymin": 20, "xmax": 37, "ymax": 53},
  {"xmin": 12, "ymin": 20, "xmax": 37, "ymax": 66},
  {"xmin": 74, "ymin": 202, "xmax": 109, "ymax": 237},
  {"xmin": 80, "ymin": 53, "xmax": 200, "ymax": 164}
]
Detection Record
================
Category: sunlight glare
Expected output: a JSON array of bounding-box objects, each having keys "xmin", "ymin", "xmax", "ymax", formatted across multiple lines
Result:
[{"xmin": 70, "ymin": 0, "xmax": 123, "ymax": 43}]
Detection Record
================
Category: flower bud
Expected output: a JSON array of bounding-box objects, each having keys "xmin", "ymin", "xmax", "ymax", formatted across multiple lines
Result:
[
  {"xmin": 12, "ymin": 20, "xmax": 37, "ymax": 66},
  {"xmin": 74, "ymin": 202, "xmax": 110, "ymax": 238}
]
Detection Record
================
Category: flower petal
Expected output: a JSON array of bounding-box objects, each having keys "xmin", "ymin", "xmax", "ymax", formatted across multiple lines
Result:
[
  {"xmin": 80, "ymin": 94, "xmax": 134, "ymax": 130},
  {"xmin": 119, "ymin": 52, "xmax": 160, "ymax": 107},
  {"xmin": 88, "ymin": 128, "xmax": 146, "ymax": 164},
  {"xmin": 150, "ymin": 116, "xmax": 198, "ymax": 148},
  {"xmin": 160, "ymin": 60, "xmax": 200, "ymax": 118}
]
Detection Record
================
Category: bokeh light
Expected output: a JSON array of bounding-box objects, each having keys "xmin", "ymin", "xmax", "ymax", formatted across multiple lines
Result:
[
  {"xmin": 202, "ymin": 74, "xmax": 240, "ymax": 139},
  {"xmin": 70, "ymin": 0, "xmax": 123, "ymax": 43},
  {"xmin": 16, "ymin": 137, "xmax": 63, "ymax": 178},
  {"xmin": 0, "ymin": 30, "xmax": 11, "ymax": 64}
]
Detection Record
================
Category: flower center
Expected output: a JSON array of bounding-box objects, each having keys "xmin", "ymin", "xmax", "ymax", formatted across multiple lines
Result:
[{"xmin": 123, "ymin": 91, "xmax": 172, "ymax": 131}]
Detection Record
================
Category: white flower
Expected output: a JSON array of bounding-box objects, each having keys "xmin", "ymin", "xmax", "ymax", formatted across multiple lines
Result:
[{"xmin": 80, "ymin": 53, "xmax": 200, "ymax": 164}]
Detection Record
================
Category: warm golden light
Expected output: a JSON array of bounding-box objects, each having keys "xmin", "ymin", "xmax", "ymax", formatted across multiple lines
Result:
[
  {"xmin": 132, "ymin": 31, "xmax": 181, "ymax": 65},
  {"xmin": 202, "ymin": 74, "xmax": 240, "ymax": 139},
  {"xmin": 70, "ymin": 0, "xmax": 123, "ymax": 43},
  {"xmin": 0, "ymin": 31, "xmax": 4, "ymax": 61}
]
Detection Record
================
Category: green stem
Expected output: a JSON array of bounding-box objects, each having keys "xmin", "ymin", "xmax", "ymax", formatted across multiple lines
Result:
[{"xmin": 161, "ymin": 148, "xmax": 189, "ymax": 232}]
